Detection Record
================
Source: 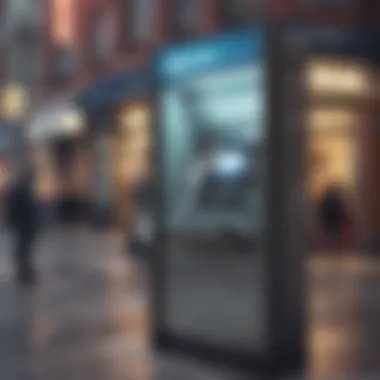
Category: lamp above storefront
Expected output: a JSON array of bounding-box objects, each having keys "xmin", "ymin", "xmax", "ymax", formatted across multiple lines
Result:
[
  {"xmin": 0, "ymin": 83, "xmax": 28, "ymax": 121},
  {"xmin": 306, "ymin": 60, "xmax": 370, "ymax": 96}
]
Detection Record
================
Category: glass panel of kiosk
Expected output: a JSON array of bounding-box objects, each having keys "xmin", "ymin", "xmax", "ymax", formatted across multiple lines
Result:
[{"xmin": 153, "ymin": 29, "xmax": 271, "ymax": 355}]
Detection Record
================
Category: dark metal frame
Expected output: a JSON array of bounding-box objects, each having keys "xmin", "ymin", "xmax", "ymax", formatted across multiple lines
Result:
[{"xmin": 150, "ymin": 26, "xmax": 305, "ymax": 376}]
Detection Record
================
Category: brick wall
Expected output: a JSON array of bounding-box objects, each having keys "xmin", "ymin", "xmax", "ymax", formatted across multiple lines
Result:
[
  {"xmin": 40, "ymin": 0, "xmax": 228, "ymax": 101},
  {"xmin": 40, "ymin": 0, "xmax": 376, "ymax": 101}
]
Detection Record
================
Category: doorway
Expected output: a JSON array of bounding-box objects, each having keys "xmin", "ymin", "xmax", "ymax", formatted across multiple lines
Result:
[
  {"xmin": 303, "ymin": 57, "xmax": 373, "ymax": 251},
  {"xmin": 295, "ymin": 55, "xmax": 380, "ymax": 377}
]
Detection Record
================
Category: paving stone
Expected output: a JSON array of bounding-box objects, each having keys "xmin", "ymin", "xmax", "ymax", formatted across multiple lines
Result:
[{"xmin": 0, "ymin": 231, "xmax": 379, "ymax": 379}]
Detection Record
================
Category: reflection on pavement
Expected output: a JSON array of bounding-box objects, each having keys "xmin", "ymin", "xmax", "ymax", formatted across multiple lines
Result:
[
  {"xmin": 0, "ymin": 230, "xmax": 250, "ymax": 380},
  {"xmin": 0, "ymin": 230, "xmax": 380, "ymax": 379},
  {"xmin": 309, "ymin": 254, "xmax": 380, "ymax": 379}
]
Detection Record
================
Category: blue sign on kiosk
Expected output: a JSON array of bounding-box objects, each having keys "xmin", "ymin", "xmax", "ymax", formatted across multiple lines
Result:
[
  {"xmin": 152, "ymin": 28, "xmax": 304, "ymax": 374},
  {"xmin": 155, "ymin": 29, "xmax": 264, "ymax": 83}
]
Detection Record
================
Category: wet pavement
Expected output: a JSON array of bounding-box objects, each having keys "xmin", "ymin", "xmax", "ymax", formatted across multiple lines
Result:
[
  {"xmin": 0, "ymin": 229, "xmax": 251, "ymax": 380},
  {"xmin": 309, "ymin": 253, "xmax": 380, "ymax": 379},
  {"xmin": 0, "ymin": 229, "xmax": 379, "ymax": 379}
]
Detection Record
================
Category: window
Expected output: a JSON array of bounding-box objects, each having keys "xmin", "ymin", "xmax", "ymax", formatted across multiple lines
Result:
[
  {"xmin": 307, "ymin": 107, "xmax": 357, "ymax": 199},
  {"xmin": 51, "ymin": 0, "xmax": 75, "ymax": 45},
  {"xmin": 52, "ymin": 44, "xmax": 78, "ymax": 86},
  {"xmin": 123, "ymin": 0, "xmax": 153, "ymax": 46},
  {"xmin": 91, "ymin": 8, "xmax": 114, "ymax": 63},
  {"xmin": 174, "ymin": 0, "xmax": 197, "ymax": 30},
  {"xmin": 132, "ymin": 0, "xmax": 152, "ymax": 41},
  {"xmin": 219, "ymin": 0, "xmax": 253, "ymax": 28},
  {"xmin": 170, "ymin": 0, "xmax": 197, "ymax": 39}
]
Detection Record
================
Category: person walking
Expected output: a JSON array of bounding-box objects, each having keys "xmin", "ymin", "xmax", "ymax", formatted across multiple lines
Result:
[
  {"xmin": 129, "ymin": 173, "xmax": 154, "ymax": 258},
  {"xmin": 318, "ymin": 184, "xmax": 347, "ymax": 251},
  {"xmin": 8, "ymin": 166, "xmax": 38, "ymax": 286}
]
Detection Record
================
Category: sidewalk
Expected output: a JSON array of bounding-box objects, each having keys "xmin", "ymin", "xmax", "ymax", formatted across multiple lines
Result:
[
  {"xmin": 0, "ymin": 229, "xmax": 250, "ymax": 380},
  {"xmin": 1, "ymin": 228, "xmax": 380, "ymax": 379}
]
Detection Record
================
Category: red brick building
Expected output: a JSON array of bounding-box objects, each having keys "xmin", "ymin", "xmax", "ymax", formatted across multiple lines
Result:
[
  {"xmin": 41, "ymin": 0, "xmax": 218, "ymax": 98},
  {"xmin": 39, "ymin": 0, "xmax": 376, "ymax": 100},
  {"xmin": 38, "ymin": 0, "xmax": 380, "ymax": 239}
]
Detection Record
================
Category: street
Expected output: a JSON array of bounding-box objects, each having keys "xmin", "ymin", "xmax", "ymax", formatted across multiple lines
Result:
[
  {"xmin": 0, "ymin": 228, "xmax": 251, "ymax": 380},
  {"xmin": 309, "ymin": 253, "xmax": 380, "ymax": 379},
  {"xmin": 0, "ymin": 229, "xmax": 380, "ymax": 379}
]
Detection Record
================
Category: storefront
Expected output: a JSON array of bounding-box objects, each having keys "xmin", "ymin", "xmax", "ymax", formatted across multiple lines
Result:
[
  {"xmin": 28, "ymin": 97, "xmax": 87, "ymax": 224},
  {"xmin": 113, "ymin": 101, "xmax": 151, "ymax": 230},
  {"xmin": 152, "ymin": 28, "xmax": 305, "ymax": 373},
  {"xmin": 75, "ymin": 65, "xmax": 151, "ymax": 229},
  {"xmin": 278, "ymin": 24, "xmax": 379, "ymax": 249}
]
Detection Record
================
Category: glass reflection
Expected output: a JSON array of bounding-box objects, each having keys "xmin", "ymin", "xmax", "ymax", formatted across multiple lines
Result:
[{"xmin": 159, "ymin": 62, "xmax": 267, "ymax": 351}]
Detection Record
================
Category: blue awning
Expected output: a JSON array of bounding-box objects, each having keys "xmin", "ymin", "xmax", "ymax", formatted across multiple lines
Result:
[{"xmin": 75, "ymin": 65, "xmax": 151, "ymax": 112}]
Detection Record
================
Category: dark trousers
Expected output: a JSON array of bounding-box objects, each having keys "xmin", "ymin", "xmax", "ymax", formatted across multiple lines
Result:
[
  {"xmin": 58, "ymin": 197, "xmax": 91, "ymax": 224},
  {"xmin": 14, "ymin": 232, "xmax": 35, "ymax": 285}
]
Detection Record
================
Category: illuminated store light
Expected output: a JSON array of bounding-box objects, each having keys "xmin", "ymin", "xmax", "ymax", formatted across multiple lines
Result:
[
  {"xmin": 1, "ymin": 84, "xmax": 28, "ymax": 120},
  {"xmin": 120, "ymin": 105, "xmax": 150, "ymax": 132},
  {"xmin": 309, "ymin": 108, "xmax": 354, "ymax": 131},
  {"xmin": 307, "ymin": 61, "xmax": 369, "ymax": 95}
]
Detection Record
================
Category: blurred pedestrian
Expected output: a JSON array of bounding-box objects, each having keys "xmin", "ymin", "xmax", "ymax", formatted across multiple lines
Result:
[
  {"xmin": 318, "ymin": 184, "xmax": 347, "ymax": 251},
  {"xmin": 129, "ymin": 153, "xmax": 154, "ymax": 258},
  {"xmin": 8, "ymin": 166, "xmax": 38, "ymax": 286}
]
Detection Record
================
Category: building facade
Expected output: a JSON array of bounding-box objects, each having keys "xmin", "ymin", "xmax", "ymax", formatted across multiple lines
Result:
[
  {"xmin": 0, "ymin": 0, "xmax": 43, "ymax": 197},
  {"xmin": 35, "ymin": 0, "xmax": 380, "ymax": 237},
  {"xmin": 39, "ymin": 0, "xmax": 376, "ymax": 112},
  {"xmin": 39, "ymin": 0, "xmax": 228, "ymax": 226}
]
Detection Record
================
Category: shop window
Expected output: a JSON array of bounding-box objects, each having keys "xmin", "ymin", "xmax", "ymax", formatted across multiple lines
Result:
[
  {"xmin": 172, "ymin": 0, "xmax": 197, "ymax": 39},
  {"xmin": 306, "ymin": 104, "xmax": 358, "ymax": 200},
  {"xmin": 307, "ymin": 131, "xmax": 356, "ymax": 199},
  {"xmin": 123, "ymin": 0, "xmax": 153, "ymax": 47}
]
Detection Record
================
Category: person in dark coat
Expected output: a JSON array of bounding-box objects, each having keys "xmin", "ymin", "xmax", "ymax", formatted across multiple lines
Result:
[
  {"xmin": 8, "ymin": 167, "xmax": 38, "ymax": 285},
  {"xmin": 129, "ymin": 174, "xmax": 154, "ymax": 257},
  {"xmin": 318, "ymin": 185, "xmax": 346, "ymax": 249}
]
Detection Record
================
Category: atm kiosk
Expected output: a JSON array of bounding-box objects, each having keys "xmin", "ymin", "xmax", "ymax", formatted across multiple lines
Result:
[{"xmin": 151, "ymin": 28, "xmax": 305, "ymax": 374}]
